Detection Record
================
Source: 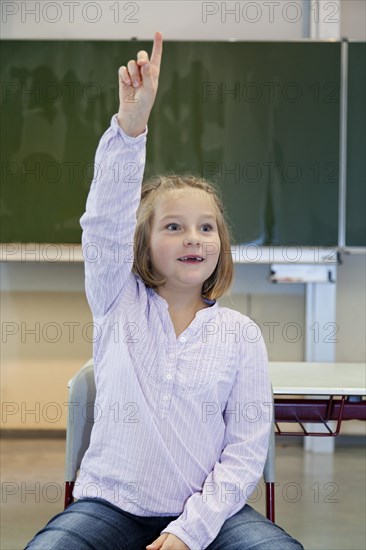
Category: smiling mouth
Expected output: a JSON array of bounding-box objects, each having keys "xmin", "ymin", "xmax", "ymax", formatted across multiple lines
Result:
[{"xmin": 178, "ymin": 256, "xmax": 205, "ymax": 262}]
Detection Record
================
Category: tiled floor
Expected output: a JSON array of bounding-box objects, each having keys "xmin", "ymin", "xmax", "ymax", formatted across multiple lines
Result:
[{"xmin": 1, "ymin": 438, "xmax": 365, "ymax": 550}]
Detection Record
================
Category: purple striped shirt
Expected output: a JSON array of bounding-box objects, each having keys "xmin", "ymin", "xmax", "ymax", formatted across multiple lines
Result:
[{"xmin": 73, "ymin": 114, "xmax": 272, "ymax": 550}]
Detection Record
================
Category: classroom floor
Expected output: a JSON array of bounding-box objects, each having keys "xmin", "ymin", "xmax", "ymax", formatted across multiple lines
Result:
[{"xmin": 1, "ymin": 438, "xmax": 365, "ymax": 550}]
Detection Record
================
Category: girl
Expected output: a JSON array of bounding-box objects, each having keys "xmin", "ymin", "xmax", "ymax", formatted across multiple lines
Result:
[{"xmin": 25, "ymin": 32, "xmax": 303, "ymax": 550}]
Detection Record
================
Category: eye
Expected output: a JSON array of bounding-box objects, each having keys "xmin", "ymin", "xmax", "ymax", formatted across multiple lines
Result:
[
  {"xmin": 201, "ymin": 224, "xmax": 213, "ymax": 232},
  {"xmin": 166, "ymin": 223, "xmax": 180, "ymax": 231}
]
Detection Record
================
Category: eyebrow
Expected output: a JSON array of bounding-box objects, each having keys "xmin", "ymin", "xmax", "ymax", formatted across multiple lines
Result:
[{"xmin": 159, "ymin": 214, "xmax": 216, "ymax": 222}]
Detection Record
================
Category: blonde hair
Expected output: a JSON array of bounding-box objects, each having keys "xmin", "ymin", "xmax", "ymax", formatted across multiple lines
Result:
[{"xmin": 132, "ymin": 173, "xmax": 234, "ymax": 300}]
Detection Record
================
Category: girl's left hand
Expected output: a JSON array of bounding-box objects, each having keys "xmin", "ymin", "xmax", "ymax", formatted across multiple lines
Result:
[{"xmin": 146, "ymin": 532, "xmax": 190, "ymax": 549}]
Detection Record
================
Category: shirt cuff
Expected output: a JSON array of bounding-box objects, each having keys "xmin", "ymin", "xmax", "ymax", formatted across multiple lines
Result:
[
  {"xmin": 160, "ymin": 526, "xmax": 204, "ymax": 550},
  {"xmin": 111, "ymin": 114, "xmax": 148, "ymax": 142}
]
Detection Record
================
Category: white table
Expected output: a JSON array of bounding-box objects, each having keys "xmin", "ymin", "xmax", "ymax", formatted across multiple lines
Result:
[
  {"xmin": 268, "ymin": 362, "xmax": 366, "ymax": 437},
  {"xmin": 269, "ymin": 362, "xmax": 366, "ymax": 396}
]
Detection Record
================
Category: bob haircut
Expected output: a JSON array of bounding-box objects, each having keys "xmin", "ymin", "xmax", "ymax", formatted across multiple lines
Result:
[{"xmin": 132, "ymin": 173, "xmax": 234, "ymax": 301}]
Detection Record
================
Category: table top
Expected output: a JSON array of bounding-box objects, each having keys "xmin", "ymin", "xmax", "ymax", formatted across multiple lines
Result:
[{"xmin": 269, "ymin": 362, "xmax": 366, "ymax": 396}]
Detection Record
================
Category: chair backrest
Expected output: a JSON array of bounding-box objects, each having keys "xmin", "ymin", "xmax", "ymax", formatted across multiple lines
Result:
[
  {"xmin": 65, "ymin": 359, "xmax": 96, "ymax": 481},
  {"xmin": 263, "ymin": 386, "xmax": 276, "ymax": 483}
]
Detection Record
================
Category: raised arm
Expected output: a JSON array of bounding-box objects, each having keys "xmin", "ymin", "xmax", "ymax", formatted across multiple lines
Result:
[{"xmin": 79, "ymin": 32, "xmax": 163, "ymax": 320}]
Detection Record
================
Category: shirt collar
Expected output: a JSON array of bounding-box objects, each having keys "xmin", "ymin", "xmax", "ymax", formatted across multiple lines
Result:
[{"xmin": 147, "ymin": 285, "xmax": 217, "ymax": 315}]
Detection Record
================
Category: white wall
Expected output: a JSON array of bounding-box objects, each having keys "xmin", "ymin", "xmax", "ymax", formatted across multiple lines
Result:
[
  {"xmin": 2, "ymin": 0, "xmax": 311, "ymax": 40},
  {"xmin": 341, "ymin": 0, "xmax": 366, "ymax": 40}
]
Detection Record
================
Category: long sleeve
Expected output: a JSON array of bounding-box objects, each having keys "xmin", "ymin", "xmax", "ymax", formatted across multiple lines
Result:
[
  {"xmin": 160, "ymin": 322, "xmax": 273, "ymax": 550},
  {"xmin": 79, "ymin": 114, "xmax": 148, "ymax": 320}
]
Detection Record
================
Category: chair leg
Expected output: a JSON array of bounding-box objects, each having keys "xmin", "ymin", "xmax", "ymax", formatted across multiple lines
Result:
[
  {"xmin": 64, "ymin": 481, "xmax": 75, "ymax": 509},
  {"xmin": 266, "ymin": 482, "xmax": 275, "ymax": 523}
]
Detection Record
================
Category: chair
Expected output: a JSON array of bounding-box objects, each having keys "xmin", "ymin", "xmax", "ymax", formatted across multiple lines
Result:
[
  {"xmin": 64, "ymin": 360, "xmax": 276, "ymax": 522},
  {"xmin": 64, "ymin": 359, "xmax": 95, "ymax": 510}
]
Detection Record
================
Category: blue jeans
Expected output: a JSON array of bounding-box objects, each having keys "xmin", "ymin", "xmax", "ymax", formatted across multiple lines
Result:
[{"xmin": 25, "ymin": 497, "xmax": 304, "ymax": 550}]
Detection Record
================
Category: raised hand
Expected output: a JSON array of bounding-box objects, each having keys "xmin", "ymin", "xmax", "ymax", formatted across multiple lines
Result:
[{"xmin": 117, "ymin": 31, "xmax": 163, "ymax": 137}]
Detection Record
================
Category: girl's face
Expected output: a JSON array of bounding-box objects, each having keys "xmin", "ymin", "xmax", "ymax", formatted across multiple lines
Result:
[{"xmin": 149, "ymin": 188, "xmax": 221, "ymax": 294}]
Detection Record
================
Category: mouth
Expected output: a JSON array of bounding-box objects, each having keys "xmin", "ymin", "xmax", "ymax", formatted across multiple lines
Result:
[{"xmin": 177, "ymin": 255, "xmax": 205, "ymax": 263}]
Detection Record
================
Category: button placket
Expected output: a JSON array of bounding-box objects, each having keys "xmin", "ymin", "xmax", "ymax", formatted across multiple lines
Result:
[
  {"xmin": 159, "ymin": 386, "xmax": 172, "ymax": 417},
  {"xmin": 167, "ymin": 349, "xmax": 176, "ymax": 379},
  {"xmin": 160, "ymin": 347, "xmax": 175, "ymax": 410}
]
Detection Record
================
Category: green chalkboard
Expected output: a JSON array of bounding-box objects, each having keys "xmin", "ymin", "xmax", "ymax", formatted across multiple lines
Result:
[
  {"xmin": 0, "ymin": 40, "xmax": 354, "ymax": 245},
  {"xmin": 346, "ymin": 42, "xmax": 366, "ymax": 247}
]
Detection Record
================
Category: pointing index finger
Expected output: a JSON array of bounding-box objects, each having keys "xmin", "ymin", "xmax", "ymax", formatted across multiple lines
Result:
[{"xmin": 150, "ymin": 31, "xmax": 163, "ymax": 69}]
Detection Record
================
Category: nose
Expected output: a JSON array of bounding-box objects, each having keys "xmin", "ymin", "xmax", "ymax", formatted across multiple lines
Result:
[{"xmin": 183, "ymin": 233, "xmax": 200, "ymax": 246}]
